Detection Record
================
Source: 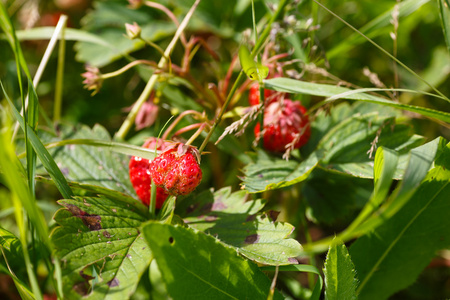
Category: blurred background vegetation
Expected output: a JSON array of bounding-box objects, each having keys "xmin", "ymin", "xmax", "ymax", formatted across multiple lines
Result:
[{"xmin": 1, "ymin": 0, "xmax": 449, "ymax": 299}]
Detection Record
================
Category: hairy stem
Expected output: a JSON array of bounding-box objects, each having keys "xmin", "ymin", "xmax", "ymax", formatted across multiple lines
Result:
[
  {"xmin": 115, "ymin": 0, "xmax": 201, "ymax": 140},
  {"xmin": 198, "ymin": 0, "xmax": 289, "ymax": 153}
]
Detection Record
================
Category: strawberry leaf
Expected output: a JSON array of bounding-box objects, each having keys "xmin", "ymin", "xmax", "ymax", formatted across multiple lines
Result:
[
  {"xmin": 49, "ymin": 124, "xmax": 137, "ymax": 198},
  {"xmin": 51, "ymin": 194, "xmax": 151, "ymax": 299},
  {"xmin": 323, "ymin": 239, "xmax": 358, "ymax": 300},
  {"xmin": 142, "ymin": 222, "xmax": 284, "ymax": 299},
  {"xmin": 241, "ymin": 149, "xmax": 320, "ymax": 193},
  {"xmin": 302, "ymin": 167, "xmax": 373, "ymax": 225},
  {"xmin": 176, "ymin": 187, "xmax": 302, "ymax": 265},
  {"xmin": 349, "ymin": 141, "xmax": 450, "ymax": 299}
]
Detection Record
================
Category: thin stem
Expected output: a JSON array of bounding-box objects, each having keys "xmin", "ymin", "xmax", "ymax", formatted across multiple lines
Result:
[
  {"xmin": 185, "ymin": 123, "xmax": 207, "ymax": 146},
  {"xmin": 198, "ymin": 0, "xmax": 289, "ymax": 153},
  {"xmin": 115, "ymin": 0, "xmax": 201, "ymax": 140},
  {"xmin": 251, "ymin": 0, "xmax": 258, "ymax": 48},
  {"xmin": 173, "ymin": 122, "xmax": 203, "ymax": 137},
  {"xmin": 313, "ymin": 0, "xmax": 449, "ymax": 103},
  {"xmin": 53, "ymin": 15, "xmax": 67, "ymax": 122},
  {"xmin": 139, "ymin": 37, "xmax": 173, "ymax": 74},
  {"xmin": 161, "ymin": 110, "xmax": 204, "ymax": 140},
  {"xmin": 258, "ymin": 84, "xmax": 265, "ymax": 148},
  {"xmin": 149, "ymin": 181, "xmax": 157, "ymax": 217},
  {"xmin": 102, "ymin": 60, "xmax": 158, "ymax": 79},
  {"xmin": 12, "ymin": 14, "xmax": 68, "ymax": 139},
  {"xmin": 144, "ymin": 0, "xmax": 187, "ymax": 46},
  {"xmin": 392, "ymin": 2, "xmax": 400, "ymax": 98}
]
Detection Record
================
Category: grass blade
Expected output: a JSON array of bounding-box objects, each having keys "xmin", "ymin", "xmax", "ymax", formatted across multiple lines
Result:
[
  {"xmin": 312, "ymin": 0, "xmax": 449, "ymax": 102},
  {"xmin": 264, "ymin": 77, "xmax": 450, "ymax": 123},
  {"xmin": 438, "ymin": 0, "xmax": 450, "ymax": 53},
  {"xmin": 2, "ymin": 82, "xmax": 74, "ymax": 199},
  {"xmin": 326, "ymin": 0, "xmax": 430, "ymax": 60}
]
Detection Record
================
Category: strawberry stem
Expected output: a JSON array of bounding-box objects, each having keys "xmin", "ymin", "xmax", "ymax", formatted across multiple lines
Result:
[
  {"xmin": 161, "ymin": 110, "xmax": 205, "ymax": 140},
  {"xmin": 149, "ymin": 181, "xmax": 157, "ymax": 217},
  {"xmin": 258, "ymin": 84, "xmax": 265, "ymax": 148},
  {"xmin": 115, "ymin": 0, "xmax": 201, "ymax": 140},
  {"xmin": 185, "ymin": 123, "xmax": 208, "ymax": 146},
  {"xmin": 198, "ymin": 0, "xmax": 289, "ymax": 153}
]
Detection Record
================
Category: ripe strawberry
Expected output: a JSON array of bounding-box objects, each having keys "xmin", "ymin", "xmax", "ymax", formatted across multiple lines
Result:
[
  {"xmin": 149, "ymin": 143, "xmax": 202, "ymax": 196},
  {"xmin": 129, "ymin": 137, "xmax": 171, "ymax": 208},
  {"xmin": 255, "ymin": 99, "xmax": 311, "ymax": 153},
  {"xmin": 248, "ymin": 83, "xmax": 276, "ymax": 106}
]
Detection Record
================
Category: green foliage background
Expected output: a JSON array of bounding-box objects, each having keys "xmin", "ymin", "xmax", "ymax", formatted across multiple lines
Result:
[{"xmin": 0, "ymin": 0, "xmax": 449, "ymax": 299}]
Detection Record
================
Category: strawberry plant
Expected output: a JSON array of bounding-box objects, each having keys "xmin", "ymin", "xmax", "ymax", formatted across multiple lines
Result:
[{"xmin": 1, "ymin": 0, "xmax": 450, "ymax": 299}]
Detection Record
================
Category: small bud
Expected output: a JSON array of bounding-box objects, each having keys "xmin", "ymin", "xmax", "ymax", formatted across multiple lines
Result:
[
  {"xmin": 125, "ymin": 22, "xmax": 141, "ymax": 40},
  {"xmin": 81, "ymin": 65, "xmax": 103, "ymax": 95}
]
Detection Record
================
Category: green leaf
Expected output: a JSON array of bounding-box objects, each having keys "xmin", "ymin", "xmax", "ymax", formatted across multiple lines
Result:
[
  {"xmin": 349, "ymin": 141, "xmax": 450, "ymax": 300},
  {"xmin": 437, "ymin": 0, "xmax": 450, "ymax": 54},
  {"xmin": 51, "ymin": 195, "xmax": 151, "ymax": 299},
  {"xmin": 43, "ymin": 138, "xmax": 158, "ymax": 161},
  {"xmin": 0, "ymin": 227, "xmax": 35, "ymax": 300},
  {"xmin": 318, "ymin": 113, "xmax": 423, "ymax": 178},
  {"xmin": 241, "ymin": 150, "xmax": 320, "ymax": 193},
  {"xmin": 74, "ymin": 1, "xmax": 176, "ymax": 66},
  {"xmin": 303, "ymin": 167, "xmax": 373, "ymax": 225},
  {"xmin": 0, "ymin": 116, "xmax": 51, "ymax": 248},
  {"xmin": 176, "ymin": 187, "xmax": 302, "ymax": 265},
  {"xmin": 142, "ymin": 222, "xmax": 284, "ymax": 300},
  {"xmin": 323, "ymin": 240, "xmax": 358, "ymax": 300},
  {"xmin": 338, "ymin": 147, "xmax": 399, "ymax": 236},
  {"xmin": 11, "ymin": 27, "xmax": 112, "ymax": 46},
  {"xmin": 357, "ymin": 137, "xmax": 442, "ymax": 234},
  {"xmin": 264, "ymin": 77, "xmax": 450, "ymax": 123},
  {"xmin": 2, "ymin": 82, "xmax": 74, "ymax": 199},
  {"xmin": 260, "ymin": 264, "xmax": 324, "ymax": 300},
  {"xmin": 372, "ymin": 147, "xmax": 399, "ymax": 206},
  {"xmin": 0, "ymin": 227, "xmax": 24, "ymax": 267},
  {"xmin": 48, "ymin": 124, "xmax": 137, "ymax": 198},
  {"xmin": 0, "ymin": 1, "xmax": 31, "ymax": 78}
]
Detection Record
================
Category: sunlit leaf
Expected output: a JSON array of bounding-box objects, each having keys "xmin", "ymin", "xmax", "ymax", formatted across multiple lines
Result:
[
  {"xmin": 176, "ymin": 187, "xmax": 302, "ymax": 265},
  {"xmin": 51, "ymin": 195, "xmax": 151, "ymax": 299},
  {"xmin": 48, "ymin": 124, "xmax": 137, "ymax": 198},
  {"xmin": 142, "ymin": 222, "xmax": 284, "ymax": 299},
  {"xmin": 264, "ymin": 77, "xmax": 450, "ymax": 123},
  {"xmin": 2, "ymin": 83, "xmax": 73, "ymax": 199},
  {"xmin": 241, "ymin": 150, "xmax": 320, "ymax": 193},
  {"xmin": 323, "ymin": 239, "xmax": 358, "ymax": 300},
  {"xmin": 350, "ymin": 141, "xmax": 450, "ymax": 300},
  {"xmin": 12, "ymin": 27, "xmax": 112, "ymax": 46}
]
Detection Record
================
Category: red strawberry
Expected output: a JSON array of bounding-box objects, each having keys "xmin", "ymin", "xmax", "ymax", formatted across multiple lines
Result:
[
  {"xmin": 248, "ymin": 83, "xmax": 276, "ymax": 106},
  {"xmin": 149, "ymin": 143, "xmax": 202, "ymax": 196},
  {"xmin": 129, "ymin": 137, "xmax": 171, "ymax": 208},
  {"xmin": 255, "ymin": 99, "xmax": 311, "ymax": 153}
]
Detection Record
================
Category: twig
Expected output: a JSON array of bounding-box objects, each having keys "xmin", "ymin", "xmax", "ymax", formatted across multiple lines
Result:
[{"xmin": 115, "ymin": 0, "xmax": 201, "ymax": 140}]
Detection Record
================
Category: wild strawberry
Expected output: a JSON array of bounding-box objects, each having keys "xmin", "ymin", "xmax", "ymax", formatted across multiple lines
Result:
[
  {"xmin": 248, "ymin": 83, "xmax": 276, "ymax": 106},
  {"xmin": 129, "ymin": 137, "xmax": 171, "ymax": 208},
  {"xmin": 255, "ymin": 99, "xmax": 311, "ymax": 153},
  {"xmin": 149, "ymin": 143, "xmax": 202, "ymax": 196}
]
